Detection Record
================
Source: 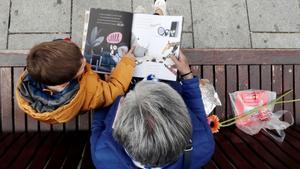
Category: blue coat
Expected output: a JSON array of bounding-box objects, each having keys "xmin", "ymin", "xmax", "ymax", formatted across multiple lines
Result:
[{"xmin": 90, "ymin": 77, "xmax": 215, "ymax": 169}]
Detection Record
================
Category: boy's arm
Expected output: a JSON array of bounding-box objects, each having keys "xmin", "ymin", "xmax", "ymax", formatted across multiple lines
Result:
[
  {"xmin": 87, "ymin": 55, "xmax": 135, "ymax": 109},
  {"xmin": 102, "ymin": 56, "xmax": 135, "ymax": 105}
]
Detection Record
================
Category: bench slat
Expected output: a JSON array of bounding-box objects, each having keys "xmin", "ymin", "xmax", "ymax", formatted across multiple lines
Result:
[
  {"xmin": 52, "ymin": 123, "xmax": 64, "ymax": 131},
  {"xmin": 261, "ymin": 131, "xmax": 300, "ymax": 163},
  {"xmin": 272, "ymin": 65, "xmax": 283, "ymax": 113},
  {"xmin": 13, "ymin": 67, "xmax": 26, "ymax": 132},
  {"xmin": 203, "ymin": 160, "xmax": 219, "ymax": 169},
  {"xmin": 10, "ymin": 133, "xmax": 49, "ymax": 169},
  {"xmin": 215, "ymin": 132, "xmax": 254, "ymax": 169},
  {"xmin": 65, "ymin": 118, "xmax": 77, "ymax": 131},
  {"xmin": 284, "ymin": 132, "xmax": 300, "ymax": 153},
  {"xmin": 39, "ymin": 121, "xmax": 52, "ymax": 131},
  {"xmin": 0, "ymin": 52, "xmax": 27, "ymax": 67},
  {"xmin": 27, "ymin": 115, "xmax": 38, "ymax": 131},
  {"xmin": 291, "ymin": 127, "xmax": 300, "ymax": 137},
  {"xmin": 283, "ymin": 65, "xmax": 294, "ymax": 122},
  {"xmin": 2, "ymin": 49, "xmax": 300, "ymax": 66},
  {"xmin": 286, "ymin": 128, "xmax": 300, "ymax": 141},
  {"xmin": 261, "ymin": 65, "xmax": 272, "ymax": 91},
  {"xmin": 234, "ymin": 129, "xmax": 289, "ymax": 169},
  {"xmin": 222, "ymin": 130, "xmax": 270, "ymax": 169},
  {"xmin": 215, "ymin": 66, "xmax": 226, "ymax": 119},
  {"xmin": 249, "ymin": 65, "xmax": 260, "ymax": 89},
  {"xmin": 226, "ymin": 65, "xmax": 237, "ymax": 119},
  {"xmin": 27, "ymin": 132, "xmax": 62, "ymax": 169},
  {"xmin": 295, "ymin": 66, "xmax": 300, "ymax": 124},
  {"xmin": 44, "ymin": 133, "xmax": 74, "ymax": 169},
  {"xmin": 78, "ymin": 112, "xmax": 90, "ymax": 130},
  {"xmin": 80, "ymin": 141, "xmax": 96, "ymax": 169},
  {"xmin": 254, "ymin": 131, "xmax": 300, "ymax": 168},
  {"xmin": 237, "ymin": 65, "xmax": 249, "ymax": 90},
  {"xmin": 202, "ymin": 66, "xmax": 214, "ymax": 114},
  {"xmin": 0, "ymin": 133, "xmax": 22, "ymax": 158},
  {"xmin": 1, "ymin": 68, "xmax": 13, "ymax": 132},
  {"xmin": 0, "ymin": 133, "xmax": 35, "ymax": 169},
  {"xmin": 0, "ymin": 133, "xmax": 8, "ymax": 142},
  {"xmin": 62, "ymin": 132, "xmax": 89, "ymax": 168},
  {"xmin": 212, "ymin": 140, "xmax": 236, "ymax": 169},
  {"xmin": 183, "ymin": 49, "xmax": 300, "ymax": 65}
]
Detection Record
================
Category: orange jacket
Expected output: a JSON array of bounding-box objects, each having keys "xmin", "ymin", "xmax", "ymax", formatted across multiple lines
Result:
[{"xmin": 15, "ymin": 56, "xmax": 135, "ymax": 124}]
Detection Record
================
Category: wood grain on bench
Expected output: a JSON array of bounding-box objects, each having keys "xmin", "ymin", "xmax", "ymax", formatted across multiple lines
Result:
[
  {"xmin": 1, "ymin": 49, "xmax": 300, "ymax": 132},
  {"xmin": 184, "ymin": 49, "xmax": 300, "ymax": 124},
  {"xmin": 1, "ymin": 49, "xmax": 300, "ymax": 169}
]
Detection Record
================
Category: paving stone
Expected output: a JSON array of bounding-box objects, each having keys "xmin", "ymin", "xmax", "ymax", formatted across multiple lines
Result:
[
  {"xmin": 191, "ymin": 0, "xmax": 251, "ymax": 48},
  {"xmin": 10, "ymin": 0, "xmax": 71, "ymax": 33},
  {"xmin": 71, "ymin": 0, "xmax": 131, "ymax": 46},
  {"xmin": 8, "ymin": 34, "xmax": 70, "ymax": 49},
  {"xmin": 247, "ymin": 0, "xmax": 300, "ymax": 32},
  {"xmin": 133, "ymin": 0, "xmax": 192, "ymax": 31},
  {"xmin": 0, "ymin": 0, "xmax": 10, "ymax": 49},
  {"xmin": 167, "ymin": 0, "xmax": 192, "ymax": 32},
  {"xmin": 252, "ymin": 33, "xmax": 300, "ymax": 48},
  {"xmin": 133, "ymin": 0, "xmax": 153, "ymax": 14},
  {"xmin": 181, "ymin": 32, "xmax": 193, "ymax": 48}
]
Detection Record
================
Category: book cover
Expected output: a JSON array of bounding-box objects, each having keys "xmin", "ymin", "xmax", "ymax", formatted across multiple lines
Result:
[{"xmin": 82, "ymin": 8, "xmax": 133, "ymax": 73}]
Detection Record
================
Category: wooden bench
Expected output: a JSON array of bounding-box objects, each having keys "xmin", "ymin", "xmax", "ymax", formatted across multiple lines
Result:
[{"xmin": 1, "ymin": 49, "xmax": 300, "ymax": 169}]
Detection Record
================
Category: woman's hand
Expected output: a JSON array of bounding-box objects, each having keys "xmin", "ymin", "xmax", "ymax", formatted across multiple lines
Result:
[{"xmin": 170, "ymin": 50, "xmax": 193, "ymax": 80}]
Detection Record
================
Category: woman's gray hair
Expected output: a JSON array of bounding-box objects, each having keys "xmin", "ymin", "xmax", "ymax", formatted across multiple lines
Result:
[{"xmin": 113, "ymin": 81, "xmax": 192, "ymax": 167}]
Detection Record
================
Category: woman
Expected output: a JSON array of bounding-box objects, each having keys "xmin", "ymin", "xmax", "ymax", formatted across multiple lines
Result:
[{"xmin": 90, "ymin": 50, "xmax": 215, "ymax": 169}]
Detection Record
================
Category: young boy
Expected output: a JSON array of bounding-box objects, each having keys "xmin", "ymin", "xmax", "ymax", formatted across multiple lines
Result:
[{"xmin": 15, "ymin": 39, "xmax": 135, "ymax": 124}]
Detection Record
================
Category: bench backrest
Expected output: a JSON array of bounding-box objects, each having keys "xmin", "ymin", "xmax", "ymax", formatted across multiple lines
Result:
[
  {"xmin": 186, "ymin": 49, "xmax": 300, "ymax": 126},
  {"xmin": 1, "ymin": 49, "xmax": 300, "ymax": 132}
]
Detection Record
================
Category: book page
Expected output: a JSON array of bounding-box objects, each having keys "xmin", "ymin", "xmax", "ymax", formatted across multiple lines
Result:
[
  {"xmin": 131, "ymin": 14, "xmax": 183, "ymax": 81},
  {"xmin": 82, "ymin": 8, "xmax": 133, "ymax": 73}
]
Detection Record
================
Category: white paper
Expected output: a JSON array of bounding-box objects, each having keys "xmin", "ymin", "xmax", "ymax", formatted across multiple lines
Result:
[{"xmin": 131, "ymin": 14, "xmax": 183, "ymax": 81}]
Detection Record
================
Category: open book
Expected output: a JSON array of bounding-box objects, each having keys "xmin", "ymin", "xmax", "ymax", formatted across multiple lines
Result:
[{"xmin": 82, "ymin": 8, "xmax": 183, "ymax": 81}]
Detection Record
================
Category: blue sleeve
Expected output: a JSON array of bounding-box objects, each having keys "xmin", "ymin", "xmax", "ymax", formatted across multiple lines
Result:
[
  {"xmin": 90, "ymin": 107, "xmax": 110, "ymax": 165},
  {"xmin": 181, "ymin": 78, "xmax": 215, "ymax": 168},
  {"xmin": 181, "ymin": 77, "xmax": 206, "ymax": 120},
  {"xmin": 91, "ymin": 107, "xmax": 110, "ymax": 139}
]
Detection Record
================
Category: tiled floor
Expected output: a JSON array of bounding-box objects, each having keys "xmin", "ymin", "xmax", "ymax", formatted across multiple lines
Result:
[{"xmin": 0, "ymin": 0, "xmax": 299, "ymax": 49}]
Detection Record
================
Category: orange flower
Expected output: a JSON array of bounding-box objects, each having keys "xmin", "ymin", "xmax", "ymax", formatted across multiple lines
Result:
[{"xmin": 207, "ymin": 115, "xmax": 220, "ymax": 133}]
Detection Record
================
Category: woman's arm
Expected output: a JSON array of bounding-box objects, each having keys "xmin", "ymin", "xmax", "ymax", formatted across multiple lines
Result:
[
  {"xmin": 170, "ymin": 51, "xmax": 206, "ymax": 120},
  {"xmin": 90, "ymin": 107, "xmax": 110, "ymax": 145}
]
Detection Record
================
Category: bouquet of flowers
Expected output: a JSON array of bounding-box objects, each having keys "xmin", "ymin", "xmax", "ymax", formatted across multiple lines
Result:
[{"xmin": 207, "ymin": 89, "xmax": 299, "ymax": 142}]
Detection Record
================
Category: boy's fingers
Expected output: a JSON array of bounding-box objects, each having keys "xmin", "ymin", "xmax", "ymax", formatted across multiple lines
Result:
[
  {"xmin": 121, "ymin": 48, "xmax": 126, "ymax": 56},
  {"xmin": 128, "ymin": 46, "xmax": 136, "ymax": 54}
]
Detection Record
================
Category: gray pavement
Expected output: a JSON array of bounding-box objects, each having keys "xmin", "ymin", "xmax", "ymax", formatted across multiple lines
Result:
[{"xmin": 0, "ymin": 0, "xmax": 299, "ymax": 50}]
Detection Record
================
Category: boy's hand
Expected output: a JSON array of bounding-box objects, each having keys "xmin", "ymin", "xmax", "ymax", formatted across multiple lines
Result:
[
  {"xmin": 170, "ymin": 50, "xmax": 193, "ymax": 79},
  {"xmin": 123, "ymin": 47, "xmax": 136, "ymax": 61}
]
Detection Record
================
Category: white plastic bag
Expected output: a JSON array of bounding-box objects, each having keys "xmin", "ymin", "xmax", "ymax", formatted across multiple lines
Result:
[
  {"xmin": 229, "ymin": 90, "xmax": 293, "ymax": 142},
  {"xmin": 199, "ymin": 79, "xmax": 221, "ymax": 115}
]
